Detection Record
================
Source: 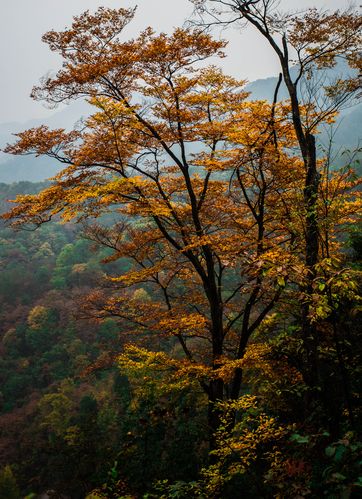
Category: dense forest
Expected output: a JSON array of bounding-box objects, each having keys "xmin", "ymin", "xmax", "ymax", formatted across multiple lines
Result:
[
  {"xmin": 0, "ymin": 180, "xmax": 360, "ymax": 498},
  {"xmin": 0, "ymin": 2, "xmax": 361, "ymax": 498}
]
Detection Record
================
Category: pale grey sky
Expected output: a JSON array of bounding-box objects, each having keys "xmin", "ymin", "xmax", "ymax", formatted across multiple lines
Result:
[{"xmin": 0, "ymin": 0, "xmax": 351, "ymax": 124}]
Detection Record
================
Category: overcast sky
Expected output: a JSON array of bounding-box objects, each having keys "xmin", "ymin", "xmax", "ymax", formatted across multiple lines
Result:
[{"xmin": 0, "ymin": 0, "xmax": 352, "ymax": 124}]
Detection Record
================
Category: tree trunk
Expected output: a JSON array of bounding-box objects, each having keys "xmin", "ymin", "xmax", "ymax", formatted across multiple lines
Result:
[
  {"xmin": 207, "ymin": 378, "xmax": 224, "ymax": 452},
  {"xmin": 301, "ymin": 132, "xmax": 320, "ymax": 390}
]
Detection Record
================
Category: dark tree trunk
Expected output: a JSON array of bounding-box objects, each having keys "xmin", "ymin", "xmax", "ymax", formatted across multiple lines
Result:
[
  {"xmin": 207, "ymin": 378, "xmax": 225, "ymax": 452},
  {"xmin": 301, "ymin": 132, "xmax": 320, "ymax": 390}
]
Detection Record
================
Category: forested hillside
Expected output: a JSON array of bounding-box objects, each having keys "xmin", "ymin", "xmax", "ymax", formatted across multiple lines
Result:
[
  {"xmin": 0, "ymin": 180, "xmax": 361, "ymax": 497},
  {"xmin": 0, "ymin": 182, "xmax": 126, "ymax": 496},
  {"xmin": 0, "ymin": 2, "xmax": 361, "ymax": 498}
]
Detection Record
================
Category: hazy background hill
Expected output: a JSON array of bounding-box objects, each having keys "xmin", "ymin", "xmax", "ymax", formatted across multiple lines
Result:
[
  {"xmin": 0, "ymin": 100, "xmax": 91, "ymax": 183},
  {"xmin": 0, "ymin": 68, "xmax": 360, "ymax": 184}
]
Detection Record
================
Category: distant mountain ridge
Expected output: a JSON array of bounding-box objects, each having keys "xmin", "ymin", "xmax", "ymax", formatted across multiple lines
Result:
[
  {"xmin": 0, "ymin": 100, "xmax": 92, "ymax": 183},
  {"xmin": 0, "ymin": 68, "xmax": 360, "ymax": 183}
]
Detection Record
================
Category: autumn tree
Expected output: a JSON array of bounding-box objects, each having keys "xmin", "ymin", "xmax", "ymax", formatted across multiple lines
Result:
[
  {"xmin": 192, "ymin": 0, "xmax": 361, "ymax": 400},
  {"xmin": 2, "ymin": 6, "xmax": 360, "ymax": 446}
]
